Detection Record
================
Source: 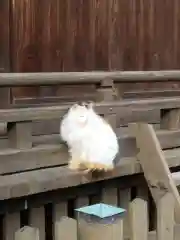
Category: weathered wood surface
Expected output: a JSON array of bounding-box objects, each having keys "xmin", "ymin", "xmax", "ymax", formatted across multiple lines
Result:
[
  {"xmin": 130, "ymin": 123, "xmax": 180, "ymax": 223},
  {"xmin": 124, "ymin": 89, "xmax": 180, "ymax": 99},
  {"xmin": 54, "ymin": 217, "xmax": 77, "ymax": 240},
  {"xmin": 0, "ymin": 146, "xmax": 180, "ymax": 200},
  {"xmin": 0, "ymin": 128, "xmax": 179, "ymax": 175},
  {"xmin": 0, "ymin": 110, "xmax": 160, "ymax": 136},
  {"xmin": 15, "ymin": 226, "xmax": 39, "ymax": 240},
  {"xmin": 7, "ymin": 122, "xmax": 32, "ymax": 149},
  {"xmin": 0, "ymin": 144, "xmax": 68, "ymax": 175},
  {"xmin": 129, "ymin": 198, "xmax": 148, "ymax": 240},
  {"xmin": 1, "ymin": 97, "xmax": 180, "ymax": 123},
  {"xmin": 156, "ymin": 193, "xmax": 175, "ymax": 240},
  {"xmin": 0, "ymin": 71, "xmax": 180, "ymax": 86}
]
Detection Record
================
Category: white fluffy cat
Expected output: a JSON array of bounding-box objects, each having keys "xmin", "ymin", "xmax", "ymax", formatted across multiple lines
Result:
[{"xmin": 60, "ymin": 103, "xmax": 119, "ymax": 172}]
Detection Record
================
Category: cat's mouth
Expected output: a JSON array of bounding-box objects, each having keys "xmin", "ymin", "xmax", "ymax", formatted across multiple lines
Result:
[{"xmin": 78, "ymin": 117, "xmax": 88, "ymax": 126}]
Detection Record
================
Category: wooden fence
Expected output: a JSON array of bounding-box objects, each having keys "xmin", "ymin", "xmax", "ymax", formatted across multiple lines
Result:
[
  {"xmin": 0, "ymin": 71, "xmax": 180, "ymax": 239},
  {"xmin": 4, "ymin": 194, "xmax": 179, "ymax": 240}
]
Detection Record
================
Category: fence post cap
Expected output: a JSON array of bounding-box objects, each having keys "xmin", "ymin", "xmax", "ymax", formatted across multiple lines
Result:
[{"xmin": 75, "ymin": 203, "xmax": 126, "ymax": 218}]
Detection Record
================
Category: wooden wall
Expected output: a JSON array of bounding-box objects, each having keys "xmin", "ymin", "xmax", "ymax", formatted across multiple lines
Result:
[{"xmin": 1, "ymin": 0, "xmax": 180, "ymax": 103}]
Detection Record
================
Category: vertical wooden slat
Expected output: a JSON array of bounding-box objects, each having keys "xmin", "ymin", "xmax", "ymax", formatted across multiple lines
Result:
[
  {"xmin": 89, "ymin": 194, "xmax": 101, "ymax": 205},
  {"xmin": 136, "ymin": 184, "xmax": 149, "ymax": 201},
  {"xmin": 29, "ymin": 207, "xmax": 45, "ymax": 240},
  {"xmin": 97, "ymin": 79, "xmax": 118, "ymax": 208},
  {"xmin": 53, "ymin": 202, "xmax": 67, "ymax": 222},
  {"xmin": 75, "ymin": 197, "xmax": 89, "ymax": 219},
  {"xmin": 129, "ymin": 198, "xmax": 148, "ymax": 240},
  {"xmin": 160, "ymin": 109, "xmax": 180, "ymax": 130},
  {"xmin": 3, "ymin": 213, "xmax": 20, "ymax": 240},
  {"xmin": 119, "ymin": 188, "xmax": 131, "ymax": 238},
  {"xmin": 7, "ymin": 122, "xmax": 32, "ymax": 149},
  {"xmin": 15, "ymin": 226, "xmax": 39, "ymax": 240},
  {"xmin": 76, "ymin": 197, "xmax": 89, "ymax": 208},
  {"xmin": 157, "ymin": 193, "xmax": 175, "ymax": 240},
  {"xmin": 54, "ymin": 217, "xmax": 77, "ymax": 240},
  {"xmin": 102, "ymin": 187, "xmax": 118, "ymax": 206},
  {"xmin": 53, "ymin": 202, "xmax": 67, "ymax": 240}
]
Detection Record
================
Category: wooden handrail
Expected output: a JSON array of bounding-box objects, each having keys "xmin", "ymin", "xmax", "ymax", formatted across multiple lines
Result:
[
  {"xmin": 0, "ymin": 70, "xmax": 180, "ymax": 86},
  {"xmin": 0, "ymin": 97, "xmax": 180, "ymax": 122}
]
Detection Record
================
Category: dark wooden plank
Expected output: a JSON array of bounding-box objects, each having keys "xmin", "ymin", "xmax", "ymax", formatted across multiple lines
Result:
[
  {"xmin": 0, "ymin": 146, "xmax": 179, "ymax": 200},
  {"xmin": 0, "ymin": 0, "xmax": 10, "ymax": 72},
  {"xmin": 0, "ymin": 0, "xmax": 10, "ymax": 108},
  {"xmin": 0, "ymin": 97, "xmax": 180, "ymax": 122}
]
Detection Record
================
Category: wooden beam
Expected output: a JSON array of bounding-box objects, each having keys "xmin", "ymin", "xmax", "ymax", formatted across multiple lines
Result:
[
  {"xmin": 0, "ymin": 97, "xmax": 180, "ymax": 122},
  {"xmin": 0, "ymin": 148, "xmax": 179, "ymax": 200},
  {"xmin": 7, "ymin": 122, "xmax": 32, "ymax": 149},
  {"xmin": 0, "ymin": 143, "xmax": 68, "ymax": 175},
  {"xmin": 0, "ymin": 128, "xmax": 180, "ymax": 175},
  {"xmin": 0, "ymin": 70, "xmax": 180, "ymax": 86}
]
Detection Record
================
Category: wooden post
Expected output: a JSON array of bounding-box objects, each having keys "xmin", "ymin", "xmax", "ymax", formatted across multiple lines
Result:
[
  {"xmin": 102, "ymin": 186, "xmax": 118, "ymax": 206},
  {"xmin": 157, "ymin": 193, "xmax": 175, "ymax": 240},
  {"xmin": 118, "ymin": 188, "xmax": 131, "ymax": 238},
  {"xmin": 136, "ymin": 184, "xmax": 149, "ymax": 201},
  {"xmin": 54, "ymin": 217, "xmax": 77, "ymax": 240},
  {"xmin": 53, "ymin": 202, "xmax": 67, "ymax": 222},
  {"xmin": 3, "ymin": 212, "xmax": 20, "ymax": 240},
  {"xmin": 15, "ymin": 226, "xmax": 39, "ymax": 240},
  {"xmin": 76, "ymin": 204, "xmax": 125, "ymax": 240},
  {"xmin": 29, "ymin": 206, "xmax": 45, "ymax": 240},
  {"xmin": 53, "ymin": 202, "xmax": 68, "ymax": 240},
  {"xmin": 129, "ymin": 123, "xmax": 180, "ymax": 223},
  {"xmin": 96, "ymin": 79, "xmax": 118, "ymax": 102},
  {"xmin": 78, "ymin": 216, "xmax": 124, "ymax": 240},
  {"xmin": 75, "ymin": 197, "xmax": 89, "ymax": 218},
  {"xmin": 160, "ymin": 109, "xmax": 180, "ymax": 130},
  {"xmin": 7, "ymin": 121, "xmax": 32, "ymax": 149},
  {"xmin": 129, "ymin": 198, "xmax": 148, "ymax": 240}
]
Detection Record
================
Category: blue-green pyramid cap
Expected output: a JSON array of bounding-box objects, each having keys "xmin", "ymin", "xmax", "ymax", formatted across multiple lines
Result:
[{"xmin": 75, "ymin": 203, "xmax": 126, "ymax": 219}]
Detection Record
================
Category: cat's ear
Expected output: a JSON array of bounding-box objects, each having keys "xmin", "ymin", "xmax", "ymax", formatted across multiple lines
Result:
[
  {"xmin": 87, "ymin": 101, "xmax": 94, "ymax": 110},
  {"xmin": 81, "ymin": 102, "xmax": 87, "ymax": 107},
  {"xmin": 70, "ymin": 103, "xmax": 79, "ymax": 111}
]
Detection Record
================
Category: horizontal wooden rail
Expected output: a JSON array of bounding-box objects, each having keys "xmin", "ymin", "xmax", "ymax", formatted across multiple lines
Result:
[
  {"xmin": 0, "ymin": 97, "xmax": 180, "ymax": 122},
  {"xmin": 0, "ymin": 149, "xmax": 179, "ymax": 200},
  {"xmin": 0, "ymin": 70, "xmax": 180, "ymax": 86},
  {"xmin": 0, "ymin": 128, "xmax": 179, "ymax": 175}
]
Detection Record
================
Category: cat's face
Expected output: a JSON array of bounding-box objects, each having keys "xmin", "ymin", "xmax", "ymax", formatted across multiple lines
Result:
[{"xmin": 69, "ymin": 103, "xmax": 89, "ymax": 124}]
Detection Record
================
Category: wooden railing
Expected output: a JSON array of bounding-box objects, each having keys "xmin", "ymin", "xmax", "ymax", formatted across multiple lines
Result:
[
  {"xmin": 4, "ymin": 194, "xmax": 178, "ymax": 240},
  {"xmin": 0, "ymin": 71, "xmax": 180, "ymax": 239},
  {"xmin": 0, "ymin": 70, "xmax": 180, "ymax": 86}
]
